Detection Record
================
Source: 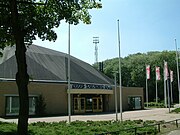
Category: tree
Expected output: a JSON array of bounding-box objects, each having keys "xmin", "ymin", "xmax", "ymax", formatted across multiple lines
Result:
[
  {"xmin": 0, "ymin": 0, "xmax": 101, "ymax": 134},
  {"xmin": 102, "ymin": 51, "xmax": 178, "ymax": 103}
]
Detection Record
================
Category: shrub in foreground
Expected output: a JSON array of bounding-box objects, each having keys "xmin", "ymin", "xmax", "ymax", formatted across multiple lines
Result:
[
  {"xmin": 171, "ymin": 108, "xmax": 180, "ymax": 113},
  {"xmin": 0, "ymin": 120, "xmax": 158, "ymax": 135}
]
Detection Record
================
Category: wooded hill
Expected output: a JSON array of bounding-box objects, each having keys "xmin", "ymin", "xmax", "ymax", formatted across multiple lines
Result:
[{"xmin": 94, "ymin": 51, "xmax": 179, "ymax": 103}]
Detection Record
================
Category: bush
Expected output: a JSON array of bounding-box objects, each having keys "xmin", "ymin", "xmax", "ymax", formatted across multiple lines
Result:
[
  {"xmin": 171, "ymin": 108, "xmax": 180, "ymax": 113},
  {"xmin": 0, "ymin": 120, "xmax": 158, "ymax": 135},
  {"xmin": 144, "ymin": 102, "xmax": 164, "ymax": 108}
]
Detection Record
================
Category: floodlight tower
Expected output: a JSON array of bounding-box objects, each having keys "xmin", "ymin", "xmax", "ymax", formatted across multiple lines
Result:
[{"xmin": 93, "ymin": 37, "xmax": 99, "ymax": 64}]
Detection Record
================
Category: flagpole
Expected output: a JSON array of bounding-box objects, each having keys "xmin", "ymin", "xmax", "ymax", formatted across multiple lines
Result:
[
  {"xmin": 155, "ymin": 67, "xmax": 160, "ymax": 104},
  {"xmin": 117, "ymin": 19, "xmax": 122, "ymax": 121},
  {"xmin": 175, "ymin": 39, "xmax": 180, "ymax": 105},
  {"xmin": 167, "ymin": 75, "xmax": 171, "ymax": 113},
  {"xmin": 164, "ymin": 61, "xmax": 167, "ymax": 108},
  {"xmin": 156, "ymin": 79, "xmax": 158, "ymax": 103},
  {"xmin": 170, "ymin": 70, "xmax": 173, "ymax": 104},
  {"xmin": 68, "ymin": 23, "xmax": 71, "ymax": 123},
  {"xmin": 170, "ymin": 77, "xmax": 173, "ymax": 105},
  {"xmin": 146, "ymin": 65, "xmax": 149, "ymax": 107},
  {"xmin": 146, "ymin": 76, "xmax": 148, "ymax": 107}
]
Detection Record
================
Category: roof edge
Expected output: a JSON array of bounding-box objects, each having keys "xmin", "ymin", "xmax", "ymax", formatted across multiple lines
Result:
[{"xmin": 0, "ymin": 78, "xmax": 112, "ymax": 85}]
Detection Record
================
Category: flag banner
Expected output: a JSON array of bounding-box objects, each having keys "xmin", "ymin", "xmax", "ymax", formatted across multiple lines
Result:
[
  {"xmin": 146, "ymin": 65, "xmax": 150, "ymax": 80},
  {"xmin": 170, "ymin": 70, "xmax": 173, "ymax": 82},
  {"xmin": 156, "ymin": 66, "xmax": 160, "ymax": 80},
  {"xmin": 164, "ymin": 61, "xmax": 169, "ymax": 80}
]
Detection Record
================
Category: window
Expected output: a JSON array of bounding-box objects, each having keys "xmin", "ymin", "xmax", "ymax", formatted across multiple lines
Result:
[
  {"xmin": 6, "ymin": 96, "xmax": 19, "ymax": 115},
  {"xmin": 128, "ymin": 96, "xmax": 142, "ymax": 110},
  {"xmin": 6, "ymin": 96, "xmax": 37, "ymax": 116}
]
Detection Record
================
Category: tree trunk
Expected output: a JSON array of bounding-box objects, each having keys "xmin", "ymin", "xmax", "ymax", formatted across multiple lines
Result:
[
  {"xmin": 10, "ymin": 0, "xmax": 29, "ymax": 135},
  {"xmin": 16, "ymin": 38, "xmax": 29, "ymax": 135}
]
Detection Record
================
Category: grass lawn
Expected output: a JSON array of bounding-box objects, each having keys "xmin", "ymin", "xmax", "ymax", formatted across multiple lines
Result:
[{"xmin": 0, "ymin": 120, "xmax": 158, "ymax": 135}]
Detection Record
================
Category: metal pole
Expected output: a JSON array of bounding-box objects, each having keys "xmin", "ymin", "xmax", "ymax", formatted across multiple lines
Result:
[
  {"xmin": 170, "ymin": 81, "xmax": 173, "ymax": 105},
  {"xmin": 156, "ymin": 79, "xmax": 158, "ymax": 103},
  {"xmin": 175, "ymin": 39, "xmax": 180, "ymax": 105},
  {"xmin": 167, "ymin": 77, "xmax": 171, "ymax": 113},
  {"xmin": 68, "ymin": 23, "xmax": 71, "ymax": 123},
  {"xmin": 146, "ymin": 74, "xmax": 148, "ymax": 107},
  {"xmin": 117, "ymin": 20, "xmax": 122, "ymax": 121},
  {"xmin": 114, "ymin": 72, "xmax": 118, "ymax": 121},
  {"xmin": 164, "ymin": 61, "xmax": 167, "ymax": 108}
]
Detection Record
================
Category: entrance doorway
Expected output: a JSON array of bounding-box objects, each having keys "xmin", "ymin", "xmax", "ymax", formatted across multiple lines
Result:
[
  {"xmin": 73, "ymin": 95, "xmax": 103, "ymax": 114},
  {"xmin": 92, "ymin": 97, "xmax": 103, "ymax": 112},
  {"xmin": 74, "ymin": 97, "xmax": 85, "ymax": 113}
]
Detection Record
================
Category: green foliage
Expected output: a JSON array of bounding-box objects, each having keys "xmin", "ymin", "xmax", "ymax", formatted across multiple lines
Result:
[
  {"xmin": 0, "ymin": 120, "xmax": 158, "ymax": 135},
  {"xmin": 144, "ymin": 102, "xmax": 165, "ymax": 108},
  {"xmin": 0, "ymin": 122, "xmax": 17, "ymax": 135},
  {"xmin": 0, "ymin": 0, "xmax": 102, "ymax": 134},
  {"xmin": 0, "ymin": 0, "xmax": 102, "ymax": 49},
  {"xmin": 171, "ymin": 108, "xmax": 180, "ymax": 113},
  {"xmin": 101, "ymin": 51, "xmax": 178, "ymax": 103}
]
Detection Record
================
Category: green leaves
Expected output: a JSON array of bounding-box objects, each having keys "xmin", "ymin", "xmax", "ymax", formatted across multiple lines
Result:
[
  {"xmin": 102, "ymin": 51, "xmax": 179, "ymax": 102},
  {"xmin": 0, "ymin": 120, "xmax": 157, "ymax": 135},
  {"xmin": 0, "ymin": 0, "xmax": 102, "ymax": 48}
]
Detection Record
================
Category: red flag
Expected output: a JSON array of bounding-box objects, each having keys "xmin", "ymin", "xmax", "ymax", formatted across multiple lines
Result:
[
  {"xmin": 156, "ymin": 67, "xmax": 160, "ymax": 80},
  {"xmin": 164, "ymin": 61, "xmax": 169, "ymax": 80},
  {"xmin": 170, "ymin": 70, "xmax": 173, "ymax": 82},
  {"xmin": 146, "ymin": 65, "xmax": 150, "ymax": 80}
]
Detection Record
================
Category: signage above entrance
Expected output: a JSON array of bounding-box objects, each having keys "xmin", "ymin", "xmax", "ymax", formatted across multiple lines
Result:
[{"xmin": 71, "ymin": 83, "xmax": 112, "ymax": 90}]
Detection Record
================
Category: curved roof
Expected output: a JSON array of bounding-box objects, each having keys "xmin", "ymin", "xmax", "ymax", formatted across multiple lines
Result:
[{"xmin": 0, "ymin": 45, "xmax": 113, "ymax": 85}]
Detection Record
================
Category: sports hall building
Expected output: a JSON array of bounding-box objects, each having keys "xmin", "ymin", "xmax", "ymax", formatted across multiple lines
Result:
[{"xmin": 0, "ymin": 45, "xmax": 144, "ymax": 117}]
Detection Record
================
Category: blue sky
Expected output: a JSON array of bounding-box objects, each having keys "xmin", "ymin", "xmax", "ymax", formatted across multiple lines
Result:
[{"xmin": 33, "ymin": 0, "xmax": 180, "ymax": 64}]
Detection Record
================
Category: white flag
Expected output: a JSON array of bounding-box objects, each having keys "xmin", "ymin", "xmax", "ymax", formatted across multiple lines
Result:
[
  {"xmin": 164, "ymin": 61, "xmax": 169, "ymax": 80},
  {"xmin": 170, "ymin": 70, "xmax": 173, "ymax": 82},
  {"xmin": 156, "ymin": 67, "xmax": 160, "ymax": 80},
  {"xmin": 146, "ymin": 65, "xmax": 150, "ymax": 80}
]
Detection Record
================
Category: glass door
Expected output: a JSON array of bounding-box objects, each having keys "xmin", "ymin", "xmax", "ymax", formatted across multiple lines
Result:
[
  {"xmin": 74, "ymin": 97, "xmax": 85, "ymax": 113},
  {"xmin": 86, "ymin": 97, "xmax": 93, "ymax": 112},
  {"xmin": 92, "ymin": 97, "xmax": 103, "ymax": 112}
]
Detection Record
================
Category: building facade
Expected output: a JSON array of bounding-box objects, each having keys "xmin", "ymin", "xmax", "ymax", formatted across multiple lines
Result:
[{"xmin": 0, "ymin": 45, "xmax": 144, "ymax": 117}]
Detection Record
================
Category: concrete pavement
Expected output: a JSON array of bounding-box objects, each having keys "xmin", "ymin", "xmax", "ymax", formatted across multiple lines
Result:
[{"xmin": 0, "ymin": 108, "xmax": 180, "ymax": 123}]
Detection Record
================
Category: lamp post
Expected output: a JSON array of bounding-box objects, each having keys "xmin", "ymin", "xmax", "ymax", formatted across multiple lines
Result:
[
  {"xmin": 114, "ymin": 72, "xmax": 118, "ymax": 121},
  {"xmin": 117, "ymin": 19, "xmax": 122, "ymax": 121}
]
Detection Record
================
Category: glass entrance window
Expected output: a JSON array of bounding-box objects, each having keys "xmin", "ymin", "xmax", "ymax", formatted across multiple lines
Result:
[
  {"xmin": 73, "ymin": 95, "xmax": 103, "ymax": 113},
  {"xmin": 86, "ymin": 98, "xmax": 93, "ymax": 112},
  {"xmin": 92, "ymin": 97, "xmax": 103, "ymax": 112},
  {"xmin": 93, "ymin": 98, "xmax": 98, "ymax": 110},
  {"xmin": 74, "ymin": 98, "xmax": 78, "ymax": 110},
  {"xmin": 81, "ymin": 98, "xmax": 85, "ymax": 110},
  {"xmin": 74, "ymin": 97, "xmax": 85, "ymax": 113},
  {"xmin": 98, "ymin": 98, "xmax": 103, "ymax": 110}
]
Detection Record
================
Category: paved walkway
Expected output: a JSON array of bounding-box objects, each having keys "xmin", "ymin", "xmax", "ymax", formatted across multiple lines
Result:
[
  {"xmin": 2, "ymin": 108, "xmax": 180, "ymax": 123},
  {"xmin": 1, "ymin": 108, "xmax": 180, "ymax": 134},
  {"xmin": 167, "ymin": 130, "xmax": 180, "ymax": 135}
]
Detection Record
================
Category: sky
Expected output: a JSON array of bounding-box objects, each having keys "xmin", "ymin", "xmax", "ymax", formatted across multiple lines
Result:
[{"xmin": 33, "ymin": 0, "xmax": 180, "ymax": 64}]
